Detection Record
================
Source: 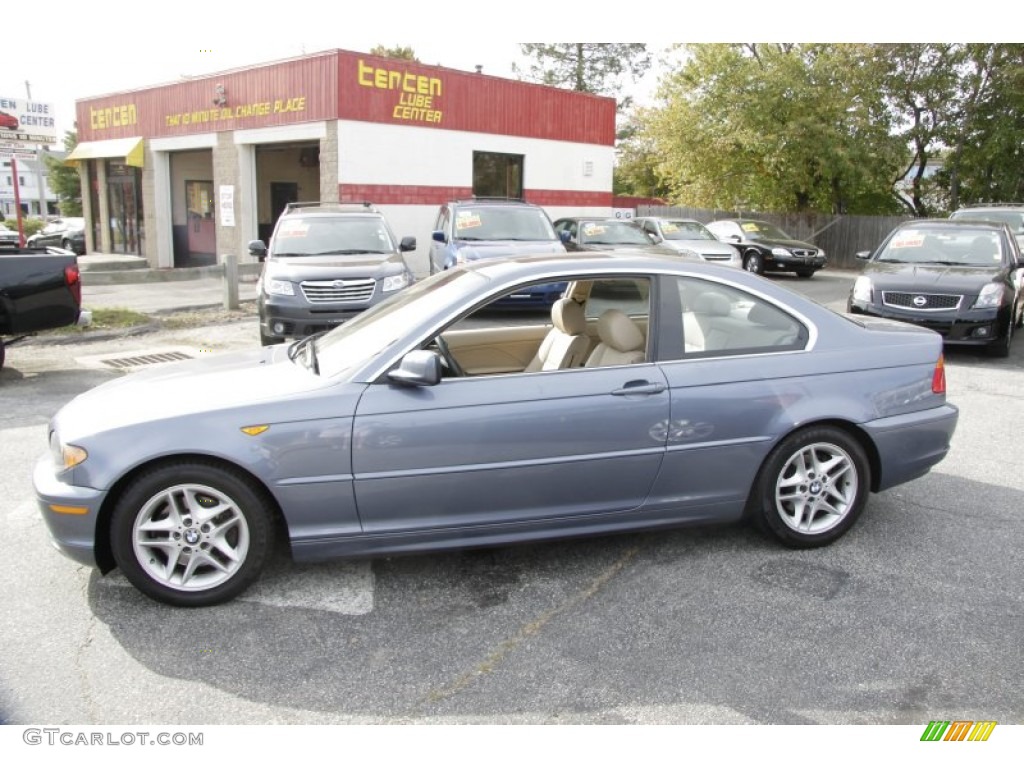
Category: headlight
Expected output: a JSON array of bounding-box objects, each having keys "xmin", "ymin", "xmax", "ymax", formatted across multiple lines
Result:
[
  {"xmin": 382, "ymin": 273, "xmax": 410, "ymax": 292},
  {"xmin": 852, "ymin": 276, "xmax": 873, "ymax": 303},
  {"xmin": 818, "ymin": 249, "xmax": 827, "ymax": 259},
  {"xmin": 50, "ymin": 433, "xmax": 87, "ymax": 470},
  {"xmin": 973, "ymin": 283, "xmax": 1004, "ymax": 309},
  {"xmin": 771, "ymin": 247, "xmax": 792, "ymax": 257},
  {"xmin": 264, "ymin": 279, "xmax": 295, "ymax": 296}
]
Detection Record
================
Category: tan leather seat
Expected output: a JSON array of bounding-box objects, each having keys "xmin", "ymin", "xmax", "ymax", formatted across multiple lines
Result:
[
  {"xmin": 524, "ymin": 298, "xmax": 590, "ymax": 372},
  {"xmin": 584, "ymin": 309, "xmax": 646, "ymax": 367}
]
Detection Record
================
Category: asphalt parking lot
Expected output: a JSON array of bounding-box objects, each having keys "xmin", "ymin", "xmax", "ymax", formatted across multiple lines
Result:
[{"xmin": 0, "ymin": 269, "xmax": 1021, "ymax": 731}]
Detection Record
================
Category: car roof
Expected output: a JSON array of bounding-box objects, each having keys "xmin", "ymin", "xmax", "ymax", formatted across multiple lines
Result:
[
  {"xmin": 896, "ymin": 218, "xmax": 1007, "ymax": 231},
  {"xmin": 449, "ymin": 198, "xmax": 539, "ymax": 208}
]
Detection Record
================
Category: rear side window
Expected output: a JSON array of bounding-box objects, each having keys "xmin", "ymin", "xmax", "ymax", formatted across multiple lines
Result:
[{"xmin": 670, "ymin": 277, "xmax": 807, "ymax": 357}]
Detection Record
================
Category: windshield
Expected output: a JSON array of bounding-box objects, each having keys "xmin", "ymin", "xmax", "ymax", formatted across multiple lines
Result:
[
  {"xmin": 740, "ymin": 221, "xmax": 794, "ymax": 241},
  {"xmin": 876, "ymin": 227, "xmax": 1004, "ymax": 266},
  {"xmin": 950, "ymin": 209, "xmax": 1024, "ymax": 234},
  {"xmin": 579, "ymin": 221, "xmax": 653, "ymax": 246},
  {"xmin": 314, "ymin": 268, "xmax": 492, "ymax": 378},
  {"xmin": 660, "ymin": 221, "xmax": 716, "ymax": 241},
  {"xmin": 454, "ymin": 206, "xmax": 557, "ymax": 241},
  {"xmin": 271, "ymin": 216, "xmax": 396, "ymax": 257}
]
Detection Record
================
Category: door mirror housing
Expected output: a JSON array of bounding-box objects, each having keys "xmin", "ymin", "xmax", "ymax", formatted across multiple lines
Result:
[{"xmin": 388, "ymin": 350, "xmax": 442, "ymax": 386}]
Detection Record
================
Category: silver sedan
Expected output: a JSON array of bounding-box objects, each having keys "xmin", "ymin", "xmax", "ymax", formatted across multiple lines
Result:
[{"xmin": 36, "ymin": 254, "xmax": 958, "ymax": 606}]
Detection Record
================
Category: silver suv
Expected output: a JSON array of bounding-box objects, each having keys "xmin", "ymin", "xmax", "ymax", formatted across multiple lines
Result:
[
  {"xmin": 950, "ymin": 204, "xmax": 1024, "ymax": 249},
  {"xmin": 248, "ymin": 202, "xmax": 415, "ymax": 346}
]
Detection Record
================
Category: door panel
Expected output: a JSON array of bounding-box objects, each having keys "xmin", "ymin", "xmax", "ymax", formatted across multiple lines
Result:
[{"xmin": 352, "ymin": 364, "xmax": 670, "ymax": 533}]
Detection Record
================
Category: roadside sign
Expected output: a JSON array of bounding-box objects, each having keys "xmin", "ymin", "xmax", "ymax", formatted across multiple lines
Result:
[
  {"xmin": 0, "ymin": 95, "xmax": 58, "ymax": 145},
  {"xmin": 0, "ymin": 150, "xmax": 38, "ymax": 162}
]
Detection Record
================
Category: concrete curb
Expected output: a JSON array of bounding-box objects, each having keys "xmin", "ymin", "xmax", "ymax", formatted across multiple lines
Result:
[{"xmin": 82, "ymin": 263, "xmax": 262, "ymax": 285}]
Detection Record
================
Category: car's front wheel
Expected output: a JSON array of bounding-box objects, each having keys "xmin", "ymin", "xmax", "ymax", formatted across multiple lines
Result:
[
  {"xmin": 110, "ymin": 461, "xmax": 274, "ymax": 606},
  {"xmin": 751, "ymin": 426, "xmax": 870, "ymax": 548},
  {"xmin": 743, "ymin": 251, "xmax": 763, "ymax": 275},
  {"xmin": 260, "ymin": 329, "xmax": 284, "ymax": 346},
  {"xmin": 987, "ymin": 316, "xmax": 1013, "ymax": 358},
  {"xmin": 795, "ymin": 268, "xmax": 815, "ymax": 278}
]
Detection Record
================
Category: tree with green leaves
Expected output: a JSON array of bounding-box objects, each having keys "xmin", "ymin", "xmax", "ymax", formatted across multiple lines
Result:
[
  {"xmin": 45, "ymin": 131, "xmax": 82, "ymax": 217},
  {"xmin": 515, "ymin": 44, "xmax": 650, "ymax": 108},
  {"xmin": 369, "ymin": 45, "xmax": 418, "ymax": 62}
]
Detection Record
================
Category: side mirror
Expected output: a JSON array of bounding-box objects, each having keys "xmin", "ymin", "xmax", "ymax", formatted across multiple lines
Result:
[
  {"xmin": 432, "ymin": 230, "xmax": 446, "ymax": 244},
  {"xmin": 728, "ymin": 235, "xmax": 742, "ymax": 243},
  {"xmin": 248, "ymin": 240, "xmax": 267, "ymax": 263},
  {"xmin": 855, "ymin": 250, "xmax": 871, "ymax": 260},
  {"xmin": 400, "ymin": 236, "xmax": 417, "ymax": 252},
  {"xmin": 388, "ymin": 350, "xmax": 442, "ymax": 387}
]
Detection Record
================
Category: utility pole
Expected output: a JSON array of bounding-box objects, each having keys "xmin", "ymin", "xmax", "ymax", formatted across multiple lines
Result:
[{"xmin": 25, "ymin": 80, "xmax": 32, "ymax": 100}]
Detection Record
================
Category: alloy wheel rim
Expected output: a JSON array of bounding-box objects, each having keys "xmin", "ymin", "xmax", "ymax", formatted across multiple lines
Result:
[
  {"xmin": 132, "ymin": 484, "xmax": 250, "ymax": 591},
  {"xmin": 774, "ymin": 442, "xmax": 858, "ymax": 534}
]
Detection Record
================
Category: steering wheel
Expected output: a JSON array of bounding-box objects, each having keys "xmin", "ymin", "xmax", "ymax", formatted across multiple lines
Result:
[{"xmin": 432, "ymin": 334, "xmax": 465, "ymax": 377}]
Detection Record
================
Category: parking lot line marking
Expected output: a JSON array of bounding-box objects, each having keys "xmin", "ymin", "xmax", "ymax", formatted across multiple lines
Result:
[{"xmin": 422, "ymin": 544, "xmax": 641, "ymax": 706}]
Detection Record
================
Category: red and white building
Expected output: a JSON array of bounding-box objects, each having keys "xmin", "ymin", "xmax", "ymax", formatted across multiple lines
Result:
[{"xmin": 69, "ymin": 49, "xmax": 617, "ymax": 274}]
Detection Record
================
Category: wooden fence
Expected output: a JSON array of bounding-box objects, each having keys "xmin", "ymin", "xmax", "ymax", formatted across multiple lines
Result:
[{"xmin": 638, "ymin": 205, "xmax": 913, "ymax": 270}]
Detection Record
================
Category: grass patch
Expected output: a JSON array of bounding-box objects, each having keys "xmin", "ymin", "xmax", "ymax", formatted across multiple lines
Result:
[{"xmin": 51, "ymin": 307, "xmax": 153, "ymax": 334}]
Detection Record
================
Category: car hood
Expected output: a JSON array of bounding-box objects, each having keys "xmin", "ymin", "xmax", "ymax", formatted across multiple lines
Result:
[
  {"xmin": 54, "ymin": 346, "xmax": 330, "ymax": 440},
  {"xmin": 456, "ymin": 241, "xmax": 566, "ymax": 261},
  {"xmin": 863, "ymin": 261, "xmax": 1006, "ymax": 292},
  {"xmin": 748, "ymin": 237, "xmax": 818, "ymax": 251},
  {"xmin": 265, "ymin": 253, "xmax": 406, "ymax": 280},
  {"xmin": 579, "ymin": 243, "xmax": 680, "ymax": 256},
  {"xmin": 663, "ymin": 239, "xmax": 737, "ymax": 256}
]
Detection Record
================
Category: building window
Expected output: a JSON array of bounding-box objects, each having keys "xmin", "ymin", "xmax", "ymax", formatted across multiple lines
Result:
[{"xmin": 473, "ymin": 151, "xmax": 523, "ymax": 199}]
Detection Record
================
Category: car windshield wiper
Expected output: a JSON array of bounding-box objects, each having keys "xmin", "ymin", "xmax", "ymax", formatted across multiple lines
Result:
[
  {"xmin": 287, "ymin": 330, "xmax": 328, "ymax": 374},
  {"xmin": 918, "ymin": 260, "xmax": 968, "ymax": 266}
]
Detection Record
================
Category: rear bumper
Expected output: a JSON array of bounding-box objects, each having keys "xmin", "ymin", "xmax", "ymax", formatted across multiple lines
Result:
[{"xmin": 861, "ymin": 404, "xmax": 959, "ymax": 491}]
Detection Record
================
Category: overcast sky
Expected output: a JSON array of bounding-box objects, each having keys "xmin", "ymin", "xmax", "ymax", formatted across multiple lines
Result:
[{"xmin": 3, "ymin": 2, "xmax": 972, "ymax": 144}]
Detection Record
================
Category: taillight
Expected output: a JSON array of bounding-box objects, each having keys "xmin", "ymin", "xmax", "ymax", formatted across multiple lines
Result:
[
  {"xmin": 64, "ymin": 263, "xmax": 82, "ymax": 307},
  {"xmin": 931, "ymin": 354, "xmax": 946, "ymax": 394}
]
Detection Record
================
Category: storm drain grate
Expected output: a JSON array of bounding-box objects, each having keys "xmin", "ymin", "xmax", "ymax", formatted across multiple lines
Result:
[{"xmin": 100, "ymin": 351, "xmax": 194, "ymax": 370}]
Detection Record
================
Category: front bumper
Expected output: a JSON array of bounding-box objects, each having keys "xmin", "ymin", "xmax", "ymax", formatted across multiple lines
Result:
[
  {"xmin": 848, "ymin": 301, "xmax": 1007, "ymax": 346},
  {"xmin": 34, "ymin": 454, "xmax": 106, "ymax": 568},
  {"xmin": 766, "ymin": 255, "xmax": 826, "ymax": 272}
]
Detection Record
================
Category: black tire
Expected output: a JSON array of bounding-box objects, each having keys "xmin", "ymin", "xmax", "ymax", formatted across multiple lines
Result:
[
  {"xmin": 0, "ymin": 338, "xmax": 5, "ymax": 370},
  {"xmin": 795, "ymin": 268, "xmax": 815, "ymax": 278},
  {"xmin": 751, "ymin": 426, "xmax": 870, "ymax": 548},
  {"xmin": 743, "ymin": 251, "xmax": 763, "ymax": 275},
  {"xmin": 61, "ymin": 238, "xmax": 72, "ymax": 251},
  {"xmin": 110, "ymin": 461, "xmax": 274, "ymax": 606},
  {"xmin": 987, "ymin": 317, "xmax": 1013, "ymax": 358},
  {"xmin": 260, "ymin": 329, "xmax": 284, "ymax": 346}
]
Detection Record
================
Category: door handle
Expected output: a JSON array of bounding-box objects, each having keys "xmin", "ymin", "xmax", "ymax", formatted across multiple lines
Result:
[{"xmin": 611, "ymin": 380, "xmax": 666, "ymax": 396}]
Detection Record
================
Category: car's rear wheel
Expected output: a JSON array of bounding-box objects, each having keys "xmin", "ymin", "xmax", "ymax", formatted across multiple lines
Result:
[
  {"xmin": 743, "ymin": 251, "xmax": 763, "ymax": 275},
  {"xmin": 110, "ymin": 461, "xmax": 274, "ymax": 606},
  {"xmin": 752, "ymin": 426, "xmax": 870, "ymax": 548}
]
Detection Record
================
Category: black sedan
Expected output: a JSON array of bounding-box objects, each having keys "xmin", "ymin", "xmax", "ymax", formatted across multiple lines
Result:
[
  {"xmin": 847, "ymin": 219, "xmax": 1024, "ymax": 357},
  {"xmin": 706, "ymin": 219, "xmax": 826, "ymax": 277},
  {"xmin": 27, "ymin": 217, "xmax": 86, "ymax": 255}
]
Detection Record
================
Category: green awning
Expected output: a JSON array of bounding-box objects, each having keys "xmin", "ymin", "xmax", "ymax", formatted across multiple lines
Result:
[{"xmin": 65, "ymin": 137, "xmax": 144, "ymax": 168}]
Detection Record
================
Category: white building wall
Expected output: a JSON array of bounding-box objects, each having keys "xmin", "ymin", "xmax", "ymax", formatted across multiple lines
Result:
[{"xmin": 336, "ymin": 120, "xmax": 615, "ymax": 277}]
